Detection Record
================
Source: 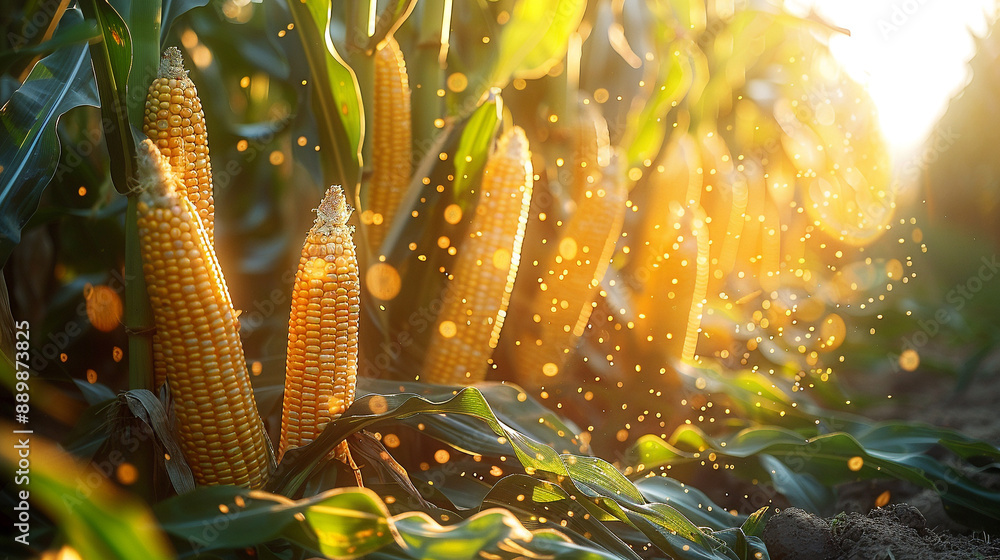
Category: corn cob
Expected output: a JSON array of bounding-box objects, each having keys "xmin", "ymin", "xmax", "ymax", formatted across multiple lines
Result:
[
  {"xmin": 760, "ymin": 197, "xmax": 782, "ymax": 293},
  {"xmin": 699, "ymin": 132, "xmax": 747, "ymax": 276},
  {"xmin": 364, "ymin": 37, "xmax": 411, "ymax": 254},
  {"xmin": 135, "ymin": 139, "xmax": 270, "ymax": 488},
  {"xmin": 280, "ymin": 186, "xmax": 361, "ymax": 477},
  {"xmin": 143, "ymin": 47, "xmax": 214, "ymax": 391},
  {"xmin": 737, "ymin": 154, "xmax": 767, "ymax": 270},
  {"xmin": 516, "ymin": 117, "xmax": 626, "ymax": 385},
  {"xmin": 631, "ymin": 131, "xmax": 700, "ymax": 281},
  {"xmin": 422, "ymin": 127, "xmax": 533, "ymax": 384},
  {"xmin": 682, "ymin": 204, "xmax": 710, "ymax": 362},
  {"xmin": 143, "ymin": 47, "xmax": 214, "ymax": 243},
  {"xmin": 632, "ymin": 133, "xmax": 702, "ymax": 357}
]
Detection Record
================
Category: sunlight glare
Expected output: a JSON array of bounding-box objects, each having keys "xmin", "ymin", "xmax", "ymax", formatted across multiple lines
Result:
[{"xmin": 793, "ymin": 1, "xmax": 995, "ymax": 158}]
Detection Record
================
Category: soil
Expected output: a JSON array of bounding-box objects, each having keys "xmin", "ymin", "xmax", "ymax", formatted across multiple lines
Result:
[
  {"xmin": 761, "ymin": 363, "xmax": 1000, "ymax": 559},
  {"xmin": 763, "ymin": 505, "xmax": 1000, "ymax": 560}
]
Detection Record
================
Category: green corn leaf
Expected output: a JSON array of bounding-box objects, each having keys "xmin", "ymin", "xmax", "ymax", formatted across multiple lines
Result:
[
  {"xmin": 0, "ymin": 421, "xmax": 172, "ymax": 560},
  {"xmin": 158, "ymin": 484, "xmax": 613, "ymax": 560},
  {"xmin": 392, "ymin": 509, "xmax": 531, "ymax": 559},
  {"xmin": 451, "ymin": 94, "xmax": 501, "ymax": 201},
  {"xmin": 759, "ymin": 453, "xmax": 836, "ymax": 515},
  {"xmin": 80, "ymin": 0, "xmax": 134, "ymax": 194},
  {"xmin": 0, "ymin": 7, "xmax": 99, "ymax": 267},
  {"xmin": 488, "ymin": 0, "xmax": 587, "ymax": 88},
  {"xmin": 623, "ymin": 38, "xmax": 702, "ymax": 168},
  {"xmin": 301, "ymin": 489, "xmax": 395, "ymax": 558},
  {"xmin": 287, "ymin": 0, "xmax": 364, "ymax": 194},
  {"xmin": 268, "ymin": 385, "xmax": 751, "ymax": 560},
  {"xmin": 483, "ymin": 474, "xmax": 641, "ymax": 559},
  {"xmin": 628, "ymin": 422, "xmax": 1000, "ymax": 530},
  {"xmin": 634, "ymin": 476, "xmax": 747, "ymax": 531},
  {"xmin": 112, "ymin": 0, "xmax": 161, "ymax": 128},
  {"xmin": 160, "ymin": 0, "xmax": 211, "ymax": 45},
  {"xmin": 363, "ymin": 378, "xmax": 587, "ymax": 457},
  {"xmin": 156, "ymin": 485, "xmax": 392, "ymax": 556},
  {"xmin": 740, "ymin": 507, "xmax": 769, "ymax": 538},
  {"xmin": 0, "ymin": 19, "xmax": 99, "ymax": 72}
]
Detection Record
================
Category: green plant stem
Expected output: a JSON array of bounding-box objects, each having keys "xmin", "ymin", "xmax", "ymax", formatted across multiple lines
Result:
[
  {"xmin": 126, "ymin": 0, "xmax": 161, "ymax": 126},
  {"xmin": 124, "ymin": 193, "xmax": 156, "ymax": 503},
  {"xmin": 412, "ymin": 0, "xmax": 451, "ymax": 147},
  {"xmin": 125, "ymin": 194, "xmax": 155, "ymax": 391}
]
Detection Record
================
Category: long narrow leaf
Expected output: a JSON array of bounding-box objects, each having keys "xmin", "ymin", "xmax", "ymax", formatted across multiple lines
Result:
[
  {"xmin": 451, "ymin": 95, "xmax": 501, "ymax": 201},
  {"xmin": 482, "ymin": 474, "xmax": 642, "ymax": 560},
  {"xmin": 486, "ymin": 0, "xmax": 587, "ymax": 88},
  {"xmin": 269, "ymin": 387, "xmax": 749, "ymax": 560},
  {"xmin": 160, "ymin": 0, "xmax": 210, "ymax": 45},
  {"xmin": 628, "ymin": 423, "xmax": 1000, "ymax": 530},
  {"xmin": 118, "ymin": 0, "xmax": 161, "ymax": 127},
  {"xmin": 80, "ymin": 0, "xmax": 135, "ymax": 194},
  {"xmin": 0, "ymin": 20, "xmax": 99, "ymax": 72},
  {"xmin": 0, "ymin": 7, "xmax": 98, "ymax": 266},
  {"xmin": 0, "ymin": 420, "xmax": 173, "ymax": 560},
  {"xmin": 156, "ymin": 486, "xmax": 392, "ymax": 556},
  {"xmin": 157, "ymin": 484, "xmax": 606, "ymax": 560},
  {"xmin": 287, "ymin": 0, "xmax": 363, "ymax": 194}
]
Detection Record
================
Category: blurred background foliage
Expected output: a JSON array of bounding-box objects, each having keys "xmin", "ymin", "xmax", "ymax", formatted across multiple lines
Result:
[{"xmin": 2, "ymin": 0, "xmax": 1000, "ymax": 558}]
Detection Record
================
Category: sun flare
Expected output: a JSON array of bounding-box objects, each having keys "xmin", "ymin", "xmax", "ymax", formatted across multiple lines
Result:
[{"xmin": 796, "ymin": 0, "xmax": 996, "ymax": 158}]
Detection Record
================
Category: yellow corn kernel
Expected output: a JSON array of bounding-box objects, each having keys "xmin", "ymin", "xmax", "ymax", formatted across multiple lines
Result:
[
  {"xmin": 683, "ymin": 204, "xmax": 710, "ymax": 362},
  {"xmin": 135, "ymin": 139, "xmax": 270, "ymax": 488},
  {"xmin": 516, "ymin": 113, "xmax": 626, "ymax": 385},
  {"xmin": 422, "ymin": 126, "xmax": 533, "ymax": 384},
  {"xmin": 143, "ymin": 46, "xmax": 214, "ymax": 242},
  {"xmin": 365, "ymin": 37, "xmax": 412, "ymax": 254},
  {"xmin": 280, "ymin": 186, "xmax": 361, "ymax": 473},
  {"xmin": 631, "ymin": 131, "xmax": 702, "ymax": 354},
  {"xmin": 143, "ymin": 47, "xmax": 214, "ymax": 392}
]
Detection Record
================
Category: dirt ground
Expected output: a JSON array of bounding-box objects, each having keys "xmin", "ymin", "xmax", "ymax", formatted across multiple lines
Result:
[
  {"xmin": 763, "ymin": 504, "xmax": 1000, "ymax": 560},
  {"xmin": 761, "ymin": 362, "xmax": 1000, "ymax": 559}
]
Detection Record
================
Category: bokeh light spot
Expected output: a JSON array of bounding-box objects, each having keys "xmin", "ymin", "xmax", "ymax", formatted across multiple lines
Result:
[
  {"xmin": 365, "ymin": 263, "xmax": 402, "ymax": 300},
  {"xmin": 85, "ymin": 284, "xmax": 123, "ymax": 332},
  {"xmin": 444, "ymin": 204, "xmax": 463, "ymax": 224},
  {"xmin": 439, "ymin": 320, "xmax": 457, "ymax": 338},
  {"xmin": 899, "ymin": 349, "xmax": 919, "ymax": 372}
]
